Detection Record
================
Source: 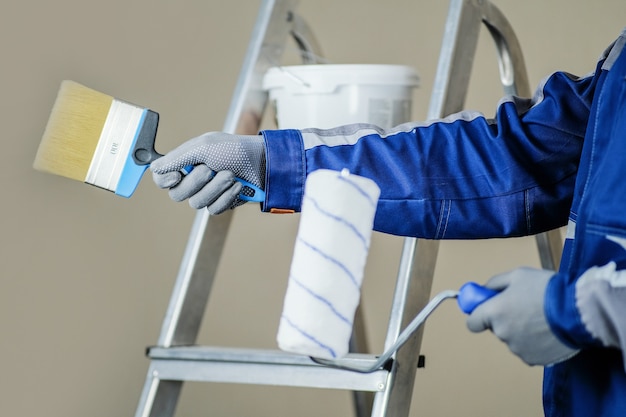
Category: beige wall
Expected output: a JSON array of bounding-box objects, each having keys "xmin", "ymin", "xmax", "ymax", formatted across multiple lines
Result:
[{"xmin": 2, "ymin": 1, "xmax": 625, "ymax": 416}]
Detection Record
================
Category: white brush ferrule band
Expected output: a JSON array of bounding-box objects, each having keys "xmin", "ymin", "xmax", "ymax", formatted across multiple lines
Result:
[{"xmin": 86, "ymin": 100, "xmax": 145, "ymax": 192}]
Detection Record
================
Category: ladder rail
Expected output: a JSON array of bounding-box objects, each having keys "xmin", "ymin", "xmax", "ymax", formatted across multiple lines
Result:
[
  {"xmin": 157, "ymin": 0, "xmax": 302, "ymax": 350},
  {"xmin": 290, "ymin": 11, "xmax": 324, "ymax": 64},
  {"xmin": 135, "ymin": 1, "xmax": 305, "ymax": 416}
]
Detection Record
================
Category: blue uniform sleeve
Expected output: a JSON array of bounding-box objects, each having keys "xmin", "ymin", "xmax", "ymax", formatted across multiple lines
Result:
[{"xmin": 261, "ymin": 69, "xmax": 596, "ymax": 238}]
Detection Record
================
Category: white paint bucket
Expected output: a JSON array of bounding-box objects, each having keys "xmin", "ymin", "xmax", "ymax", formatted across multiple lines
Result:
[{"xmin": 263, "ymin": 64, "xmax": 419, "ymax": 129}]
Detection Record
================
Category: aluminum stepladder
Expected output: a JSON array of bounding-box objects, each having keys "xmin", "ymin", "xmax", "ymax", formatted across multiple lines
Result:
[{"xmin": 134, "ymin": 1, "xmax": 563, "ymax": 416}]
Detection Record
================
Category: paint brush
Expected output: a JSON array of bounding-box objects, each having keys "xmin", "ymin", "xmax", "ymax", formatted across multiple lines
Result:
[{"xmin": 33, "ymin": 80, "xmax": 265, "ymax": 200}]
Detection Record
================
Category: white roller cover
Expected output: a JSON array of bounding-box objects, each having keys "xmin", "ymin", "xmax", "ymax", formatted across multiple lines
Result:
[{"xmin": 277, "ymin": 169, "xmax": 380, "ymax": 359}]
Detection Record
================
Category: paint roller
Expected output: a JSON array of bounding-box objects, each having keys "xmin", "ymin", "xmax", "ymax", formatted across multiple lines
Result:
[{"xmin": 276, "ymin": 168, "xmax": 497, "ymax": 373}]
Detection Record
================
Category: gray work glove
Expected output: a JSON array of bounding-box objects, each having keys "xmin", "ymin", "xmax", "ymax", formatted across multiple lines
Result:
[
  {"xmin": 151, "ymin": 132, "xmax": 266, "ymax": 215},
  {"xmin": 466, "ymin": 267, "xmax": 579, "ymax": 366}
]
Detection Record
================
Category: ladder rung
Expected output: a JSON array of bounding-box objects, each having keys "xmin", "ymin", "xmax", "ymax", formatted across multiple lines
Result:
[{"xmin": 146, "ymin": 346, "xmax": 389, "ymax": 392}]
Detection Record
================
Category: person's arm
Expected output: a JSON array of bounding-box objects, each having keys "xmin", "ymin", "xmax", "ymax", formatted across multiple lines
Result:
[
  {"xmin": 262, "ymin": 68, "xmax": 598, "ymax": 239},
  {"xmin": 152, "ymin": 49, "xmax": 600, "ymax": 240},
  {"xmin": 466, "ymin": 31, "xmax": 626, "ymax": 368}
]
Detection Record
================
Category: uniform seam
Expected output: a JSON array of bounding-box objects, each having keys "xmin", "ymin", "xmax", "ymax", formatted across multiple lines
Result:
[
  {"xmin": 435, "ymin": 200, "xmax": 451, "ymax": 239},
  {"xmin": 435, "ymin": 200, "xmax": 446, "ymax": 239},
  {"xmin": 441, "ymin": 200, "xmax": 451, "ymax": 239},
  {"xmin": 524, "ymin": 189, "xmax": 532, "ymax": 234}
]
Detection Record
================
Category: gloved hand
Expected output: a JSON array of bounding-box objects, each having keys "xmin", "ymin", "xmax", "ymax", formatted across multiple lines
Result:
[
  {"xmin": 466, "ymin": 267, "xmax": 579, "ymax": 366},
  {"xmin": 151, "ymin": 132, "xmax": 266, "ymax": 214}
]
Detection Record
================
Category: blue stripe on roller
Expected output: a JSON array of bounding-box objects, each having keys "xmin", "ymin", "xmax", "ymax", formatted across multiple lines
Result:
[
  {"xmin": 337, "ymin": 175, "xmax": 378, "ymax": 208},
  {"xmin": 116, "ymin": 109, "xmax": 149, "ymax": 198},
  {"xmin": 297, "ymin": 237, "xmax": 360, "ymax": 289},
  {"xmin": 280, "ymin": 315, "xmax": 337, "ymax": 358},
  {"xmin": 290, "ymin": 275, "xmax": 353, "ymax": 327},
  {"xmin": 304, "ymin": 194, "xmax": 369, "ymax": 251}
]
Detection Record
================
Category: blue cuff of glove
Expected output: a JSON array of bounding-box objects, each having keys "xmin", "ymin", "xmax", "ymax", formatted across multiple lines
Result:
[
  {"xmin": 260, "ymin": 129, "xmax": 305, "ymax": 213},
  {"xmin": 545, "ymin": 272, "xmax": 601, "ymax": 349}
]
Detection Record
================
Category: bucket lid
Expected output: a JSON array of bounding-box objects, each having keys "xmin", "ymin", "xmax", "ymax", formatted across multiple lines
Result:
[{"xmin": 263, "ymin": 64, "xmax": 420, "ymax": 94}]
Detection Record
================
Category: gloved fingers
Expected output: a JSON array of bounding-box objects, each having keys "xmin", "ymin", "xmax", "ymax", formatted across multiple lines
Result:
[
  {"xmin": 466, "ymin": 300, "xmax": 495, "ymax": 333},
  {"xmin": 150, "ymin": 132, "xmax": 218, "ymax": 174},
  {"xmin": 152, "ymin": 171, "xmax": 182, "ymax": 189},
  {"xmin": 483, "ymin": 270, "xmax": 518, "ymax": 290},
  {"xmin": 206, "ymin": 182, "xmax": 243, "ymax": 215},
  {"xmin": 485, "ymin": 267, "xmax": 554, "ymax": 291},
  {"xmin": 466, "ymin": 269, "xmax": 528, "ymax": 333},
  {"xmin": 466, "ymin": 267, "xmax": 572, "ymax": 367},
  {"xmin": 188, "ymin": 171, "xmax": 239, "ymax": 210},
  {"xmin": 168, "ymin": 164, "xmax": 216, "ymax": 202}
]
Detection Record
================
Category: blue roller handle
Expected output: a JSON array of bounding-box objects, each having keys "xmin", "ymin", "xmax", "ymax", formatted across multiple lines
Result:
[
  {"xmin": 182, "ymin": 165, "xmax": 265, "ymax": 203},
  {"xmin": 457, "ymin": 282, "xmax": 500, "ymax": 314}
]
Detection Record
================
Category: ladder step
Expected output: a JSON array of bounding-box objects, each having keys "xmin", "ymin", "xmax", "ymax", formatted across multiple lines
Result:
[{"xmin": 146, "ymin": 346, "xmax": 389, "ymax": 392}]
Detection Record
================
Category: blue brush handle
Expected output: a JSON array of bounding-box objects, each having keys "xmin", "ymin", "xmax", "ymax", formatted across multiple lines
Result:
[
  {"xmin": 234, "ymin": 177, "xmax": 266, "ymax": 202},
  {"xmin": 182, "ymin": 165, "xmax": 265, "ymax": 203},
  {"xmin": 457, "ymin": 282, "xmax": 500, "ymax": 314}
]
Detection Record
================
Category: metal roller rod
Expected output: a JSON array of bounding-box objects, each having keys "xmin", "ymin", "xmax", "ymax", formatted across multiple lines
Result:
[{"xmin": 311, "ymin": 290, "xmax": 459, "ymax": 373}]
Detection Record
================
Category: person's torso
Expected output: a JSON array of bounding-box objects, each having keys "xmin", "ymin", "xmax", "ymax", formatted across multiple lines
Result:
[{"xmin": 546, "ymin": 28, "xmax": 626, "ymax": 417}]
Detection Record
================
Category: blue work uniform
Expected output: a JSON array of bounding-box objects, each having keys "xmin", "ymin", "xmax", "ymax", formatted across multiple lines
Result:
[{"xmin": 260, "ymin": 27, "xmax": 626, "ymax": 416}]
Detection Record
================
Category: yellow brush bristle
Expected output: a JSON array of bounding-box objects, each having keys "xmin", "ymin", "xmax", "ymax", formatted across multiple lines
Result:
[{"xmin": 33, "ymin": 80, "xmax": 114, "ymax": 182}]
